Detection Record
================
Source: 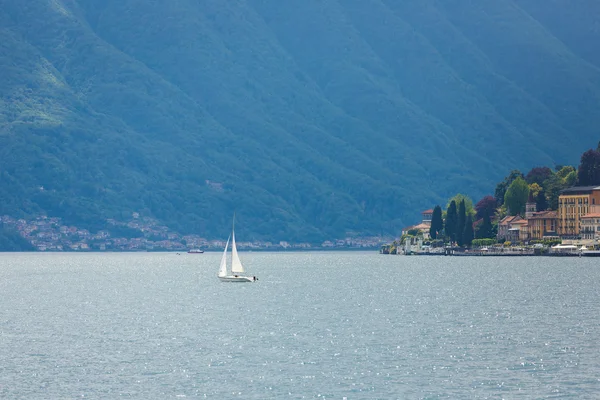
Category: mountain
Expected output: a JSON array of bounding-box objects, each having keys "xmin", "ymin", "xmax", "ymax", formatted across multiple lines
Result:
[{"xmin": 1, "ymin": 0, "xmax": 599, "ymax": 242}]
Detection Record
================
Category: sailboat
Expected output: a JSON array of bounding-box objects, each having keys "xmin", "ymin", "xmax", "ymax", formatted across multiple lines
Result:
[{"xmin": 218, "ymin": 217, "xmax": 257, "ymax": 282}]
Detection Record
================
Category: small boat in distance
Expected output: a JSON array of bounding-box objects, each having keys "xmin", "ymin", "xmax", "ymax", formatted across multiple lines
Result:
[
  {"xmin": 218, "ymin": 215, "xmax": 257, "ymax": 283},
  {"xmin": 187, "ymin": 249, "xmax": 204, "ymax": 254}
]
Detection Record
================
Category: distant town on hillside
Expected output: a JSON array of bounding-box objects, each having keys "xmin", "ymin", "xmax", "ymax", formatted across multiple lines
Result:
[{"xmin": 0, "ymin": 213, "xmax": 387, "ymax": 252}]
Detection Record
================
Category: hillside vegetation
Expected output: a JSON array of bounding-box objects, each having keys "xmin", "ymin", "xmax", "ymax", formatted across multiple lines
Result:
[{"xmin": 1, "ymin": 0, "xmax": 599, "ymax": 241}]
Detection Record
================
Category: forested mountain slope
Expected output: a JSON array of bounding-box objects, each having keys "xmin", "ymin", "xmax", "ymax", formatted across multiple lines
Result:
[{"xmin": 1, "ymin": 0, "xmax": 599, "ymax": 241}]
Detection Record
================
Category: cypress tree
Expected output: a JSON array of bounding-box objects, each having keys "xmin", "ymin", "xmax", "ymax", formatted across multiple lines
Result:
[
  {"xmin": 429, "ymin": 205, "xmax": 443, "ymax": 239},
  {"xmin": 476, "ymin": 211, "xmax": 494, "ymax": 239},
  {"xmin": 445, "ymin": 201, "xmax": 457, "ymax": 243},
  {"xmin": 463, "ymin": 215, "xmax": 474, "ymax": 247},
  {"xmin": 457, "ymin": 200, "xmax": 466, "ymax": 246}
]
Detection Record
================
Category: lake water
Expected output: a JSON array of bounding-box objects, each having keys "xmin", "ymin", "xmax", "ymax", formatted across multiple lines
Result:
[{"xmin": 1, "ymin": 252, "xmax": 599, "ymax": 399}]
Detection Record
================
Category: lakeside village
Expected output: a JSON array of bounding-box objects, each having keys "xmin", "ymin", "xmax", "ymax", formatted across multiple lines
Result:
[
  {"xmin": 0, "ymin": 213, "xmax": 384, "ymax": 252},
  {"xmin": 382, "ymin": 145, "xmax": 600, "ymax": 257}
]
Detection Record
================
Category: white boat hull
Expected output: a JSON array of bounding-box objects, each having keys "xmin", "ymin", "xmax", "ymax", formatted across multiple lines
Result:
[{"xmin": 218, "ymin": 275, "xmax": 256, "ymax": 282}]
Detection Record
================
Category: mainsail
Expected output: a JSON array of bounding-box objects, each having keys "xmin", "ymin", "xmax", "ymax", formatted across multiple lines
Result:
[{"xmin": 231, "ymin": 231, "xmax": 245, "ymax": 274}]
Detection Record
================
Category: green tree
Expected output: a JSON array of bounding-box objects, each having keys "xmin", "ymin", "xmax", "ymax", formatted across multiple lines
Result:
[
  {"xmin": 495, "ymin": 204, "xmax": 507, "ymax": 221},
  {"xmin": 565, "ymin": 170, "xmax": 577, "ymax": 186},
  {"xmin": 504, "ymin": 177, "xmax": 530, "ymax": 216},
  {"xmin": 447, "ymin": 194, "xmax": 475, "ymax": 217},
  {"xmin": 556, "ymin": 165, "xmax": 576, "ymax": 179},
  {"xmin": 545, "ymin": 175, "xmax": 565, "ymax": 210},
  {"xmin": 528, "ymin": 182, "xmax": 549, "ymax": 211},
  {"xmin": 429, "ymin": 205, "xmax": 443, "ymax": 240},
  {"xmin": 445, "ymin": 200, "xmax": 458, "ymax": 243},
  {"xmin": 529, "ymin": 183, "xmax": 542, "ymax": 199},
  {"xmin": 495, "ymin": 170, "xmax": 524, "ymax": 206},
  {"xmin": 457, "ymin": 200, "xmax": 466, "ymax": 246},
  {"xmin": 463, "ymin": 214, "xmax": 474, "ymax": 247},
  {"xmin": 544, "ymin": 165, "xmax": 575, "ymax": 210}
]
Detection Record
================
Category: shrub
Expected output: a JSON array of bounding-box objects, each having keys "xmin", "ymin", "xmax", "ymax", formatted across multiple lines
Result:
[{"xmin": 472, "ymin": 238, "xmax": 496, "ymax": 247}]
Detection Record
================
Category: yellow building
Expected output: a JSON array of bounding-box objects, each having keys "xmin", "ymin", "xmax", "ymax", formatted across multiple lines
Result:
[
  {"xmin": 526, "ymin": 210, "xmax": 558, "ymax": 240},
  {"xmin": 557, "ymin": 186, "xmax": 600, "ymax": 236}
]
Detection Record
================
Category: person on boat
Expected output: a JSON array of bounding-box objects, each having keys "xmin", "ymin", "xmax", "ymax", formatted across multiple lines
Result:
[
  {"xmin": 234, "ymin": 275, "xmax": 238, "ymax": 278},
  {"xmin": 253, "ymin": 276, "xmax": 258, "ymax": 281}
]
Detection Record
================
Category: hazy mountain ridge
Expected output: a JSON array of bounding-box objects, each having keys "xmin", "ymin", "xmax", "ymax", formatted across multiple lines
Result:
[{"xmin": 1, "ymin": 0, "xmax": 599, "ymax": 241}]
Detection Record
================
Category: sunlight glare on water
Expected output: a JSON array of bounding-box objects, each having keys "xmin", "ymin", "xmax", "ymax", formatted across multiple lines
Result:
[{"xmin": 0, "ymin": 252, "xmax": 599, "ymax": 398}]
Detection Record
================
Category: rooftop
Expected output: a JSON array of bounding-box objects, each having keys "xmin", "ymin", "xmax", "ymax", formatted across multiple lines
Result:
[
  {"xmin": 581, "ymin": 212, "xmax": 600, "ymax": 218},
  {"xmin": 528, "ymin": 210, "xmax": 558, "ymax": 219},
  {"xmin": 560, "ymin": 185, "xmax": 600, "ymax": 195},
  {"xmin": 404, "ymin": 222, "xmax": 431, "ymax": 232},
  {"xmin": 499, "ymin": 215, "xmax": 524, "ymax": 225},
  {"xmin": 412, "ymin": 223, "xmax": 431, "ymax": 230},
  {"xmin": 511, "ymin": 219, "xmax": 528, "ymax": 225}
]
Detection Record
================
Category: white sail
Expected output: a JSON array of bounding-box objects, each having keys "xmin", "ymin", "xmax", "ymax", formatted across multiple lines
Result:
[
  {"xmin": 218, "ymin": 236, "xmax": 230, "ymax": 277},
  {"xmin": 231, "ymin": 231, "xmax": 245, "ymax": 273}
]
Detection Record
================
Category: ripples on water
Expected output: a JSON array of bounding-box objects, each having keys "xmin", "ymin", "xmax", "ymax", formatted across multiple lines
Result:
[{"xmin": 0, "ymin": 252, "xmax": 599, "ymax": 399}]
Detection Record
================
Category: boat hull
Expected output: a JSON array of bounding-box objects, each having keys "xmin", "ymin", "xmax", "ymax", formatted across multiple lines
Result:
[
  {"xmin": 581, "ymin": 251, "xmax": 600, "ymax": 257},
  {"xmin": 218, "ymin": 275, "xmax": 256, "ymax": 282}
]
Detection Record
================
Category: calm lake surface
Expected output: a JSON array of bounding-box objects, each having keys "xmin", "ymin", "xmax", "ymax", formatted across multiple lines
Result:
[{"xmin": 1, "ymin": 252, "xmax": 599, "ymax": 399}]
